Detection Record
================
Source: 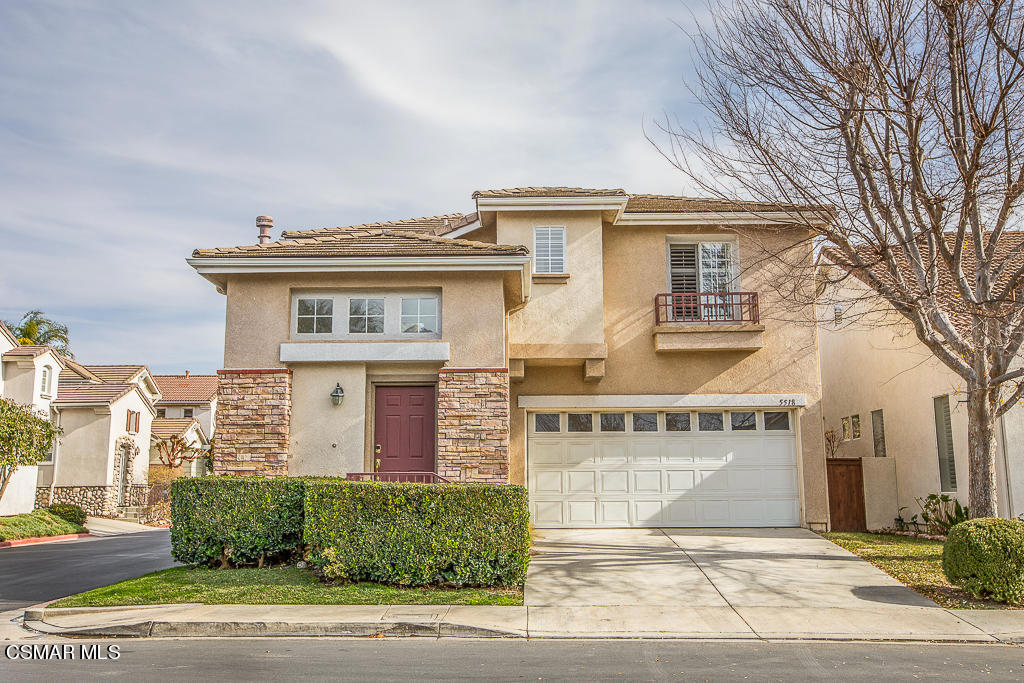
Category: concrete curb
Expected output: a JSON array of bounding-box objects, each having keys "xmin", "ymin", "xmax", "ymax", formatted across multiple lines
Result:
[
  {"xmin": 20, "ymin": 604, "xmax": 1024, "ymax": 642},
  {"xmin": 0, "ymin": 533, "xmax": 93, "ymax": 548}
]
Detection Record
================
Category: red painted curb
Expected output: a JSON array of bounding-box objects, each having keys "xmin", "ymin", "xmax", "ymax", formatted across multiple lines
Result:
[{"xmin": 0, "ymin": 533, "xmax": 93, "ymax": 548}]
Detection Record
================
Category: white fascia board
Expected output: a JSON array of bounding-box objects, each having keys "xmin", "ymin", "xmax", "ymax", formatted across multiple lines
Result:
[
  {"xmin": 475, "ymin": 196, "xmax": 629, "ymax": 214},
  {"xmin": 186, "ymin": 255, "xmax": 532, "ymax": 274},
  {"xmin": 516, "ymin": 394, "xmax": 807, "ymax": 409},
  {"xmin": 615, "ymin": 212, "xmax": 829, "ymax": 227},
  {"xmin": 440, "ymin": 220, "xmax": 482, "ymax": 239},
  {"xmin": 281, "ymin": 341, "xmax": 451, "ymax": 363}
]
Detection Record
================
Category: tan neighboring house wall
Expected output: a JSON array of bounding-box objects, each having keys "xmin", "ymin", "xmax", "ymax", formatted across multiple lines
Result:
[{"xmin": 818, "ymin": 277, "xmax": 1023, "ymax": 528}]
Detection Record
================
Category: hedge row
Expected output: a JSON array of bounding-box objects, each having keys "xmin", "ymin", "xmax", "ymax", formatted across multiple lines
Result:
[
  {"xmin": 943, "ymin": 518, "xmax": 1024, "ymax": 605},
  {"xmin": 169, "ymin": 477, "xmax": 530, "ymax": 587}
]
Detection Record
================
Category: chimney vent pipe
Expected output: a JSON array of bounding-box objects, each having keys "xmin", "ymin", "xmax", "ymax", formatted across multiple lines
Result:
[{"xmin": 256, "ymin": 215, "xmax": 274, "ymax": 244}]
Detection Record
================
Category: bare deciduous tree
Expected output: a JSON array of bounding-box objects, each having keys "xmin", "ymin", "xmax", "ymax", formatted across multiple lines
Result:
[
  {"xmin": 658, "ymin": 0, "xmax": 1024, "ymax": 517},
  {"xmin": 153, "ymin": 435, "xmax": 202, "ymax": 470}
]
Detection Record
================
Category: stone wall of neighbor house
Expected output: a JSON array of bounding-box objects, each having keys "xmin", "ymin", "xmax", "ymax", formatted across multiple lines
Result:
[
  {"xmin": 436, "ymin": 368, "xmax": 510, "ymax": 483},
  {"xmin": 214, "ymin": 369, "xmax": 292, "ymax": 477},
  {"xmin": 36, "ymin": 486, "xmax": 118, "ymax": 516}
]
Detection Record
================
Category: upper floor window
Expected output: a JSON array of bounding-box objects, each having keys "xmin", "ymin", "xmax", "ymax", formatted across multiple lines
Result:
[
  {"xmin": 126, "ymin": 410, "xmax": 140, "ymax": 434},
  {"xmin": 292, "ymin": 291, "xmax": 441, "ymax": 340},
  {"xmin": 348, "ymin": 298, "xmax": 385, "ymax": 334},
  {"xmin": 39, "ymin": 365, "xmax": 53, "ymax": 396},
  {"xmin": 183, "ymin": 407, "xmax": 194, "ymax": 418},
  {"xmin": 401, "ymin": 298, "xmax": 438, "ymax": 334},
  {"xmin": 668, "ymin": 240, "xmax": 736, "ymax": 294},
  {"xmin": 156, "ymin": 408, "xmax": 166, "ymax": 418},
  {"xmin": 297, "ymin": 298, "xmax": 333, "ymax": 334},
  {"xmin": 534, "ymin": 227, "xmax": 566, "ymax": 274}
]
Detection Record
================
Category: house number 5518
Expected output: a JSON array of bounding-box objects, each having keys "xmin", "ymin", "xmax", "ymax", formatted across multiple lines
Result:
[{"xmin": 778, "ymin": 398, "xmax": 797, "ymax": 406}]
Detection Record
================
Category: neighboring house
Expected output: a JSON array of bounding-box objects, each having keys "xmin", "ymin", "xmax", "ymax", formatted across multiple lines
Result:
[
  {"xmin": 152, "ymin": 373, "xmax": 218, "ymax": 438},
  {"xmin": 149, "ymin": 417, "xmax": 210, "ymax": 477},
  {"xmin": 819, "ymin": 255, "xmax": 1024, "ymax": 529},
  {"xmin": 190, "ymin": 187, "xmax": 829, "ymax": 529},
  {"xmin": 36, "ymin": 364, "xmax": 160, "ymax": 517},
  {"xmin": 150, "ymin": 373, "xmax": 217, "ymax": 477},
  {"xmin": 0, "ymin": 322, "xmax": 63, "ymax": 514}
]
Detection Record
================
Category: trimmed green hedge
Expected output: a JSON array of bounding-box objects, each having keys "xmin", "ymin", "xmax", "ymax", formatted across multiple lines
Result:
[
  {"xmin": 170, "ymin": 477, "xmax": 306, "ymax": 567},
  {"xmin": 304, "ymin": 480, "xmax": 530, "ymax": 587},
  {"xmin": 48, "ymin": 503, "xmax": 87, "ymax": 526},
  {"xmin": 943, "ymin": 518, "xmax": 1024, "ymax": 605}
]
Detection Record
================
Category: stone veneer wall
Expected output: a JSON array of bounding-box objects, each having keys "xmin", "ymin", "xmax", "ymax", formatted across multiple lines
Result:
[
  {"xmin": 436, "ymin": 368, "xmax": 510, "ymax": 483},
  {"xmin": 36, "ymin": 486, "xmax": 117, "ymax": 516},
  {"xmin": 214, "ymin": 369, "xmax": 292, "ymax": 477}
]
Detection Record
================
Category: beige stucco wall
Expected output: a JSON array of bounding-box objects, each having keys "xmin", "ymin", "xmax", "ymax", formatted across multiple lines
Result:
[
  {"xmin": 818, "ymin": 278, "xmax": 1024, "ymax": 521},
  {"xmin": 1, "ymin": 352, "xmax": 61, "ymax": 412},
  {"xmin": 40, "ymin": 407, "xmax": 112, "ymax": 487},
  {"xmin": 497, "ymin": 211, "xmax": 606, "ymax": 349},
  {"xmin": 509, "ymin": 221, "xmax": 827, "ymax": 528},
  {"xmin": 223, "ymin": 271, "xmax": 507, "ymax": 369}
]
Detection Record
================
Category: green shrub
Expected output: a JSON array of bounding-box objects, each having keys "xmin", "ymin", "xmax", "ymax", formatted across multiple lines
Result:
[
  {"xmin": 170, "ymin": 477, "xmax": 306, "ymax": 567},
  {"xmin": 304, "ymin": 480, "xmax": 530, "ymax": 587},
  {"xmin": 48, "ymin": 503, "xmax": 86, "ymax": 526},
  {"xmin": 943, "ymin": 518, "xmax": 1024, "ymax": 605}
]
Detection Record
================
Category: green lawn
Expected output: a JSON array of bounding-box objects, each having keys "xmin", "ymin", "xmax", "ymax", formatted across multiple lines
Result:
[
  {"xmin": 50, "ymin": 566, "xmax": 524, "ymax": 608},
  {"xmin": 0, "ymin": 509, "xmax": 87, "ymax": 542},
  {"xmin": 823, "ymin": 531, "xmax": 1018, "ymax": 609}
]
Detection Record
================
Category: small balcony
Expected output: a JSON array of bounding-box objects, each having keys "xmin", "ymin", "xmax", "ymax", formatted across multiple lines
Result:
[{"xmin": 653, "ymin": 292, "xmax": 764, "ymax": 352}]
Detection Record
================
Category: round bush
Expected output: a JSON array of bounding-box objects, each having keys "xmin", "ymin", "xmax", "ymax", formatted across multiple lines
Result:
[
  {"xmin": 48, "ymin": 503, "xmax": 87, "ymax": 526},
  {"xmin": 942, "ymin": 518, "xmax": 1024, "ymax": 605}
]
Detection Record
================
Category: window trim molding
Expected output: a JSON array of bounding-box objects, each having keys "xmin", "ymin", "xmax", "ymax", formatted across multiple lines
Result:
[
  {"xmin": 533, "ymin": 226, "xmax": 567, "ymax": 275},
  {"xmin": 291, "ymin": 290, "xmax": 442, "ymax": 341}
]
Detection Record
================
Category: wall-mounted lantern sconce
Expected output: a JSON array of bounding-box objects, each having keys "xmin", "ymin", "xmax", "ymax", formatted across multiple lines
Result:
[{"xmin": 330, "ymin": 383, "xmax": 345, "ymax": 406}]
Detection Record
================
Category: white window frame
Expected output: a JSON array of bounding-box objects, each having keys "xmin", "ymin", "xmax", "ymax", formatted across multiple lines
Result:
[
  {"xmin": 400, "ymin": 297, "xmax": 439, "ymax": 335},
  {"xmin": 533, "ymin": 226, "xmax": 567, "ymax": 274},
  {"xmin": 39, "ymin": 365, "xmax": 53, "ymax": 397},
  {"xmin": 290, "ymin": 291, "xmax": 442, "ymax": 341},
  {"xmin": 665, "ymin": 235, "xmax": 740, "ymax": 294}
]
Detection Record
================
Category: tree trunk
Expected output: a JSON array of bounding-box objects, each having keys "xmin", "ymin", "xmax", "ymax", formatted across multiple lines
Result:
[
  {"xmin": 0, "ymin": 465, "xmax": 12, "ymax": 504},
  {"xmin": 967, "ymin": 383, "xmax": 1000, "ymax": 518}
]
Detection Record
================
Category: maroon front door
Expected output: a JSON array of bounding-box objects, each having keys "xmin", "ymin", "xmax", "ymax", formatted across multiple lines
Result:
[{"xmin": 374, "ymin": 386, "xmax": 436, "ymax": 473}]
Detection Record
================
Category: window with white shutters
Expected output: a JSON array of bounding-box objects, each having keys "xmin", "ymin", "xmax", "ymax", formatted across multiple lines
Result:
[
  {"xmin": 933, "ymin": 395, "xmax": 957, "ymax": 491},
  {"xmin": 669, "ymin": 243, "xmax": 698, "ymax": 294},
  {"xmin": 534, "ymin": 227, "xmax": 566, "ymax": 274}
]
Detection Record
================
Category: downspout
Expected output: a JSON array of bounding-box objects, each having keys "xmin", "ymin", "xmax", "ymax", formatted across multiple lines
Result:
[
  {"xmin": 48, "ymin": 407, "xmax": 61, "ymax": 506},
  {"xmin": 999, "ymin": 414, "xmax": 1016, "ymax": 518}
]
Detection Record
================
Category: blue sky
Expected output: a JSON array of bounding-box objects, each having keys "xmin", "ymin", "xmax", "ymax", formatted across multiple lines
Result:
[{"xmin": 0, "ymin": 0, "xmax": 704, "ymax": 374}]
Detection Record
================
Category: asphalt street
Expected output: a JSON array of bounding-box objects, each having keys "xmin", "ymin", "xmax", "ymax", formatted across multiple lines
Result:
[
  {"xmin": 0, "ymin": 530, "xmax": 176, "ymax": 610},
  {"xmin": 2, "ymin": 638, "xmax": 1023, "ymax": 681}
]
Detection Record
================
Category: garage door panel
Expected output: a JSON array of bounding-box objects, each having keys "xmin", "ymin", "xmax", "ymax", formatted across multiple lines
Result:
[
  {"xmin": 567, "ymin": 471, "xmax": 597, "ymax": 493},
  {"xmin": 631, "ymin": 440, "xmax": 661, "ymax": 462},
  {"xmin": 528, "ymin": 410, "xmax": 799, "ymax": 528},
  {"xmin": 598, "ymin": 441, "xmax": 628, "ymax": 463},
  {"xmin": 632, "ymin": 470, "xmax": 663, "ymax": 493},
  {"xmin": 633, "ymin": 500, "xmax": 663, "ymax": 525},
  {"xmin": 531, "ymin": 441, "xmax": 564, "ymax": 464},
  {"xmin": 599, "ymin": 500, "xmax": 630, "ymax": 525},
  {"xmin": 600, "ymin": 470, "xmax": 629, "ymax": 493}
]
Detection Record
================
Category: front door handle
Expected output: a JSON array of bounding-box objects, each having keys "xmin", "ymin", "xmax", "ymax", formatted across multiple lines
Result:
[{"xmin": 375, "ymin": 458, "xmax": 381, "ymax": 470}]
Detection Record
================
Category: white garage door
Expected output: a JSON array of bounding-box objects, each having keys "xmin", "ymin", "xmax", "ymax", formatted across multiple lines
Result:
[{"xmin": 527, "ymin": 408, "xmax": 800, "ymax": 528}]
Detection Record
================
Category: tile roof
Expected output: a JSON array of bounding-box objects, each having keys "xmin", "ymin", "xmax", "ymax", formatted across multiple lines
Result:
[
  {"xmin": 54, "ymin": 383, "xmax": 134, "ymax": 406},
  {"xmin": 151, "ymin": 417, "xmax": 203, "ymax": 440},
  {"xmin": 623, "ymin": 194, "xmax": 822, "ymax": 214},
  {"xmin": 822, "ymin": 232, "xmax": 1024, "ymax": 338},
  {"xmin": 82, "ymin": 365, "xmax": 147, "ymax": 384},
  {"xmin": 0, "ymin": 321, "xmax": 18, "ymax": 346},
  {"xmin": 280, "ymin": 213, "xmax": 478, "ymax": 239},
  {"xmin": 192, "ymin": 229, "xmax": 528, "ymax": 259},
  {"xmin": 153, "ymin": 375, "xmax": 218, "ymax": 404},
  {"xmin": 1, "ymin": 345, "xmax": 57, "ymax": 360},
  {"xmin": 61, "ymin": 358, "xmax": 103, "ymax": 382},
  {"xmin": 472, "ymin": 187, "xmax": 628, "ymax": 198}
]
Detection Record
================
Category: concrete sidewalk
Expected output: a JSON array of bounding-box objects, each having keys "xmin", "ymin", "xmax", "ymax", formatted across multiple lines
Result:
[
  {"xmin": 21, "ymin": 602, "xmax": 1024, "ymax": 641},
  {"xmin": 85, "ymin": 516, "xmax": 164, "ymax": 537}
]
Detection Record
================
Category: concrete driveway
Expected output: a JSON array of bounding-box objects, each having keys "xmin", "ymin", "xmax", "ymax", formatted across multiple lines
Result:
[{"xmin": 523, "ymin": 528, "xmax": 981, "ymax": 639}]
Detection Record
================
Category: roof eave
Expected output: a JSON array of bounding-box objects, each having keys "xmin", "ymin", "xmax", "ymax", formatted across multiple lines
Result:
[
  {"xmin": 613, "ymin": 210, "xmax": 832, "ymax": 227},
  {"xmin": 474, "ymin": 195, "xmax": 629, "ymax": 221}
]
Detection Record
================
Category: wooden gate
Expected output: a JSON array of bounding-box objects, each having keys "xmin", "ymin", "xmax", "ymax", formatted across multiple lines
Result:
[{"xmin": 826, "ymin": 458, "xmax": 866, "ymax": 532}]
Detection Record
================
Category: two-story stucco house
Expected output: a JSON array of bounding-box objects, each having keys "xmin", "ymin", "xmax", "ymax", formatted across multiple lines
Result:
[
  {"xmin": 0, "ymin": 321, "xmax": 65, "ymax": 514},
  {"xmin": 150, "ymin": 373, "xmax": 218, "ymax": 477},
  {"xmin": 189, "ymin": 187, "xmax": 828, "ymax": 529}
]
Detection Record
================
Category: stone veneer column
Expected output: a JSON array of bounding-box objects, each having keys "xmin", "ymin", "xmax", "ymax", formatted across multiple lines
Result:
[
  {"xmin": 214, "ymin": 369, "xmax": 292, "ymax": 477},
  {"xmin": 436, "ymin": 368, "xmax": 510, "ymax": 483}
]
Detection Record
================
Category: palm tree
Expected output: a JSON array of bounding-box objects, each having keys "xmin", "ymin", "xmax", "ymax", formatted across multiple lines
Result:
[{"xmin": 2, "ymin": 310, "xmax": 72, "ymax": 358}]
